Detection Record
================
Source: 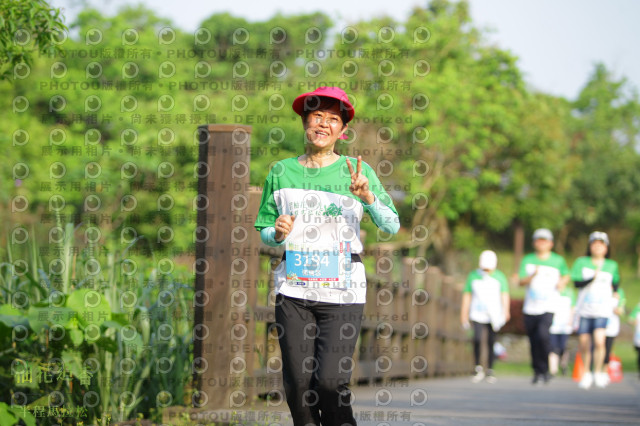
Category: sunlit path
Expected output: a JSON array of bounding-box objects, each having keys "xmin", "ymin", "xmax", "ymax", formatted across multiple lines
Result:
[
  {"xmin": 194, "ymin": 375, "xmax": 640, "ymax": 425},
  {"xmin": 349, "ymin": 375, "xmax": 640, "ymax": 425}
]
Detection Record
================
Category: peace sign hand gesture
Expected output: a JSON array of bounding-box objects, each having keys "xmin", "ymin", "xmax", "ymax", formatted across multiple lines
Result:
[{"xmin": 346, "ymin": 156, "xmax": 375, "ymax": 205}]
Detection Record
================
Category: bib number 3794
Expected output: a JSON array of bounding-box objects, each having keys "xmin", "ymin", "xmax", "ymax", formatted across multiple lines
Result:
[{"xmin": 285, "ymin": 242, "xmax": 351, "ymax": 289}]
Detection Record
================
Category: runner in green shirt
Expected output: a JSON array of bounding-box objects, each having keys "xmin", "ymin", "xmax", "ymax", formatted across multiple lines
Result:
[
  {"xmin": 461, "ymin": 250, "xmax": 510, "ymax": 384},
  {"xmin": 548, "ymin": 287, "xmax": 576, "ymax": 376},
  {"xmin": 572, "ymin": 231, "xmax": 620, "ymax": 389},
  {"xmin": 519, "ymin": 228, "xmax": 570, "ymax": 385},
  {"xmin": 255, "ymin": 86, "xmax": 399, "ymax": 425}
]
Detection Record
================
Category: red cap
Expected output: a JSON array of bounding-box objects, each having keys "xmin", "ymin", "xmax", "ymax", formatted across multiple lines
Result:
[{"xmin": 292, "ymin": 86, "xmax": 355, "ymax": 123}]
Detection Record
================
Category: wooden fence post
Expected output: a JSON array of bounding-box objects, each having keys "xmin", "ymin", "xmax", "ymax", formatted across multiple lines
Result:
[
  {"xmin": 424, "ymin": 266, "xmax": 442, "ymax": 376},
  {"xmin": 193, "ymin": 124, "xmax": 253, "ymax": 409},
  {"xmin": 373, "ymin": 243, "xmax": 394, "ymax": 380},
  {"xmin": 405, "ymin": 256, "xmax": 428, "ymax": 379},
  {"xmin": 236, "ymin": 188, "xmax": 262, "ymax": 401}
]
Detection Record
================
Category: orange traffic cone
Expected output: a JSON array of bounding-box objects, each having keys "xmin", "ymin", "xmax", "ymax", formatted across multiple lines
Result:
[{"xmin": 572, "ymin": 352, "xmax": 584, "ymax": 382}]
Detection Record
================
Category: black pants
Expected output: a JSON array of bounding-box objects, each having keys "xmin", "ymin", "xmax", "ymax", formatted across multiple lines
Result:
[
  {"xmin": 523, "ymin": 312, "xmax": 554, "ymax": 376},
  {"xmin": 275, "ymin": 294, "xmax": 364, "ymax": 426},
  {"xmin": 604, "ymin": 336, "xmax": 615, "ymax": 364},
  {"xmin": 472, "ymin": 321, "xmax": 496, "ymax": 369}
]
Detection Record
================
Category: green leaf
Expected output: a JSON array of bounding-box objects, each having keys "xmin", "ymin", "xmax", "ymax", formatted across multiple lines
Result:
[
  {"xmin": 61, "ymin": 350, "xmax": 84, "ymax": 379},
  {"xmin": 68, "ymin": 328, "xmax": 84, "ymax": 346},
  {"xmin": 15, "ymin": 407, "xmax": 35, "ymax": 426},
  {"xmin": 0, "ymin": 402, "xmax": 18, "ymax": 426},
  {"xmin": 120, "ymin": 327, "xmax": 144, "ymax": 356},
  {"xmin": 0, "ymin": 305, "xmax": 21, "ymax": 316},
  {"xmin": 101, "ymin": 320, "xmax": 124, "ymax": 330},
  {"xmin": 0, "ymin": 315, "xmax": 28, "ymax": 328},
  {"xmin": 26, "ymin": 305, "xmax": 52, "ymax": 332},
  {"xmin": 65, "ymin": 289, "xmax": 112, "ymax": 328},
  {"xmin": 0, "ymin": 305, "xmax": 28, "ymax": 328},
  {"xmin": 26, "ymin": 305, "xmax": 76, "ymax": 332}
]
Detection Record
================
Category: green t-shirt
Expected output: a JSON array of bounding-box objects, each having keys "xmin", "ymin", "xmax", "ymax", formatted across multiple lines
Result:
[
  {"xmin": 254, "ymin": 156, "xmax": 398, "ymax": 304},
  {"xmin": 254, "ymin": 156, "xmax": 398, "ymax": 236},
  {"xmin": 519, "ymin": 252, "xmax": 569, "ymax": 315},
  {"xmin": 463, "ymin": 269, "xmax": 509, "ymax": 327},
  {"xmin": 464, "ymin": 269, "xmax": 509, "ymax": 293},
  {"xmin": 571, "ymin": 257, "xmax": 620, "ymax": 318}
]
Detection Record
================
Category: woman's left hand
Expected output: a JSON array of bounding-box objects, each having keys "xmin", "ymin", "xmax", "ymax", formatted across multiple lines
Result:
[{"xmin": 346, "ymin": 156, "xmax": 374, "ymax": 204}]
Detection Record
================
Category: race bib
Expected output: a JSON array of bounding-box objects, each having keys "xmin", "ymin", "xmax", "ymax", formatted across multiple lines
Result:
[
  {"xmin": 528, "ymin": 288, "xmax": 547, "ymax": 301},
  {"xmin": 285, "ymin": 241, "xmax": 352, "ymax": 289},
  {"xmin": 527, "ymin": 265, "xmax": 560, "ymax": 301},
  {"xmin": 584, "ymin": 273, "xmax": 612, "ymax": 305},
  {"xmin": 471, "ymin": 299, "xmax": 487, "ymax": 312}
]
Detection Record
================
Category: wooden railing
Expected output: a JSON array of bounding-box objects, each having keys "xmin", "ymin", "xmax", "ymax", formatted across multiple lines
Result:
[{"xmin": 233, "ymin": 191, "xmax": 470, "ymax": 401}]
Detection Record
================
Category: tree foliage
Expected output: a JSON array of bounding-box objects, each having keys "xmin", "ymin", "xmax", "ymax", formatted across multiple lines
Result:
[
  {"xmin": 0, "ymin": 0, "xmax": 68, "ymax": 80},
  {"xmin": 2, "ymin": 0, "xmax": 640, "ymax": 421},
  {"xmin": 1, "ymin": 0, "xmax": 639, "ymax": 269}
]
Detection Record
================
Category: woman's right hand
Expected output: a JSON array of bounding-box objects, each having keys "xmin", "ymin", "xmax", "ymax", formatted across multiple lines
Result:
[
  {"xmin": 274, "ymin": 215, "xmax": 296, "ymax": 242},
  {"xmin": 461, "ymin": 314, "xmax": 470, "ymax": 329}
]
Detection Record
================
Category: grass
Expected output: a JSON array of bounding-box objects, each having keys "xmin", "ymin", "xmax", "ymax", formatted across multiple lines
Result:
[
  {"xmin": 1, "ymin": 222, "xmax": 195, "ymax": 425},
  {"xmin": 491, "ymin": 337, "xmax": 639, "ymax": 380},
  {"xmin": 492, "ymin": 359, "xmax": 533, "ymax": 377}
]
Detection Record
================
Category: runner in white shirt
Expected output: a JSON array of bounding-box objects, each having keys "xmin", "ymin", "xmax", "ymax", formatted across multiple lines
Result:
[
  {"xmin": 519, "ymin": 228, "xmax": 570, "ymax": 385},
  {"xmin": 548, "ymin": 287, "xmax": 576, "ymax": 376},
  {"xmin": 255, "ymin": 87, "xmax": 399, "ymax": 425},
  {"xmin": 461, "ymin": 250, "xmax": 510, "ymax": 384},
  {"xmin": 572, "ymin": 231, "xmax": 621, "ymax": 389}
]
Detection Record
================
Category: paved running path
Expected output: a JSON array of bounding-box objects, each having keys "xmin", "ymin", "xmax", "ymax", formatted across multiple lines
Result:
[
  {"xmin": 186, "ymin": 375, "xmax": 640, "ymax": 425},
  {"xmin": 350, "ymin": 375, "xmax": 640, "ymax": 425}
]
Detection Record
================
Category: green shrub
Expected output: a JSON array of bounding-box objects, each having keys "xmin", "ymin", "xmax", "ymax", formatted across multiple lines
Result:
[{"xmin": 0, "ymin": 222, "xmax": 194, "ymax": 424}]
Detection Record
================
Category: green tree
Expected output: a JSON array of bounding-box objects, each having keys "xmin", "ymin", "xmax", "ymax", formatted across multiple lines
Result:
[
  {"xmin": 0, "ymin": 0, "xmax": 67, "ymax": 80},
  {"xmin": 337, "ymin": 0, "xmax": 575, "ymax": 271},
  {"xmin": 567, "ymin": 63, "xmax": 640, "ymax": 264}
]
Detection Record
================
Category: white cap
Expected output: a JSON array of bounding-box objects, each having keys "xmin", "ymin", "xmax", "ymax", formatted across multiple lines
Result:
[
  {"xmin": 589, "ymin": 231, "xmax": 609, "ymax": 245},
  {"xmin": 479, "ymin": 250, "xmax": 498, "ymax": 270},
  {"xmin": 532, "ymin": 228, "xmax": 553, "ymax": 241}
]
